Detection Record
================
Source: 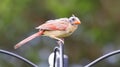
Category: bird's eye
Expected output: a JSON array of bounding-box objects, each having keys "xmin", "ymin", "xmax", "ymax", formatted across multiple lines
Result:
[
  {"xmin": 71, "ymin": 18, "xmax": 75, "ymax": 21},
  {"xmin": 69, "ymin": 17, "xmax": 76, "ymax": 23}
]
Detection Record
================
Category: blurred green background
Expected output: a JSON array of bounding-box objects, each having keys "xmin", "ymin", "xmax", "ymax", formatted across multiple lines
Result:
[{"xmin": 0, "ymin": 0, "xmax": 120, "ymax": 67}]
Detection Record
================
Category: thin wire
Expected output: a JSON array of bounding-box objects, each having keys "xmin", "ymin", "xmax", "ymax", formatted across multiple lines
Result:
[
  {"xmin": 84, "ymin": 50, "xmax": 120, "ymax": 67},
  {"xmin": 0, "ymin": 49, "xmax": 38, "ymax": 67}
]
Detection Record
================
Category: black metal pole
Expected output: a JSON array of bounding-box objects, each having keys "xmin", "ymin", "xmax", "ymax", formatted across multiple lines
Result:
[
  {"xmin": 58, "ymin": 41, "xmax": 64, "ymax": 67},
  {"xmin": 0, "ymin": 49, "xmax": 38, "ymax": 67},
  {"xmin": 49, "ymin": 40, "xmax": 69, "ymax": 67},
  {"xmin": 84, "ymin": 50, "xmax": 120, "ymax": 67}
]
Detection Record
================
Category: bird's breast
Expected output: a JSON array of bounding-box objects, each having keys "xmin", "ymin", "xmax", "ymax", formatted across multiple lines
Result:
[
  {"xmin": 43, "ymin": 30, "xmax": 70, "ymax": 38},
  {"xmin": 43, "ymin": 24, "xmax": 78, "ymax": 38}
]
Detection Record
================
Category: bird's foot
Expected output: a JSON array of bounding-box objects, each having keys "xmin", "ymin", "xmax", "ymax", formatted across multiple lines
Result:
[
  {"xmin": 57, "ymin": 38, "xmax": 64, "ymax": 45},
  {"xmin": 49, "ymin": 35, "xmax": 64, "ymax": 45}
]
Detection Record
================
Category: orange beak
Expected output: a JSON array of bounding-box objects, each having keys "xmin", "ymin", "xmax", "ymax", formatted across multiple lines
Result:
[{"xmin": 74, "ymin": 21, "xmax": 81, "ymax": 25}]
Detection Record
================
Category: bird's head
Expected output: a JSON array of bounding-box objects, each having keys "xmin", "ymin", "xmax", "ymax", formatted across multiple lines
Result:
[{"xmin": 69, "ymin": 15, "xmax": 81, "ymax": 25}]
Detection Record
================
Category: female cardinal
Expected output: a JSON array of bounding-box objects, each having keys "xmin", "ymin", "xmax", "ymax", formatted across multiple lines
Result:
[{"xmin": 14, "ymin": 15, "xmax": 81, "ymax": 49}]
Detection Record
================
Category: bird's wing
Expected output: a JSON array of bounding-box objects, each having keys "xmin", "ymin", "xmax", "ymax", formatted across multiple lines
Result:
[{"xmin": 36, "ymin": 18, "xmax": 69, "ymax": 31}]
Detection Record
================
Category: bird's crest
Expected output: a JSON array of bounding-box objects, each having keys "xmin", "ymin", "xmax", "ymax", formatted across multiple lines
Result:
[{"xmin": 72, "ymin": 14, "xmax": 75, "ymax": 17}]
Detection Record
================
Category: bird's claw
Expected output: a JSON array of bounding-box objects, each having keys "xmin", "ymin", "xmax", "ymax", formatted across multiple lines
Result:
[{"xmin": 57, "ymin": 39, "xmax": 64, "ymax": 45}]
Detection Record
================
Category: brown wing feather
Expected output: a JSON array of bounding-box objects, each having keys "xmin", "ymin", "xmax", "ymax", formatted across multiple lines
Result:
[{"xmin": 36, "ymin": 18, "xmax": 69, "ymax": 31}]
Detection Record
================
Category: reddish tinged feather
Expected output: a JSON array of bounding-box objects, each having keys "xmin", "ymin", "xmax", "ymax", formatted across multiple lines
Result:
[
  {"xmin": 37, "ymin": 22, "xmax": 68, "ymax": 31},
  {"xmin": 14, "ymin": 31, "xmax": 44, "ymax": 49}
]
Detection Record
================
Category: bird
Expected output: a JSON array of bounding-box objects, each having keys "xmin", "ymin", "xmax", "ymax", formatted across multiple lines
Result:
[{"xmin": 14, "ymin": 15, "xmax": 81, "ymax": 49}]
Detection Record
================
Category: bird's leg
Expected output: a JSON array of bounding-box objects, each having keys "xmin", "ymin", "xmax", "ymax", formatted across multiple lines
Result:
[
  {"xmin": 55, "ymin": 38, "xmax": 64, "ymax": 44},
  {"xmin": 49, "ymin": 35, "xmax": 64, "ymax": 44},
  {"xmin": 57, "ymin": 38, "xmax": 64, "ymax": 45}
]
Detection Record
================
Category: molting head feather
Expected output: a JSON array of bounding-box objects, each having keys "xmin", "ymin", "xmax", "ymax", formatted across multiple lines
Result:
[{"xmin": 69, "ymin": 15, "xmax": 81, "ymax": 25}]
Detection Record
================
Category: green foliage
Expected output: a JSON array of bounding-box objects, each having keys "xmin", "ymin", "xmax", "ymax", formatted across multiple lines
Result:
[{"xmin": 46, "ymin": 0, "xmax": 99, "ymax": 17}]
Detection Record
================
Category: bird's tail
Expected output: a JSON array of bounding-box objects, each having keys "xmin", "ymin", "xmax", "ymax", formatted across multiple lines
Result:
[{"xmin": 14, "ymin": 31, "xmax": 44, "ymax": 49}]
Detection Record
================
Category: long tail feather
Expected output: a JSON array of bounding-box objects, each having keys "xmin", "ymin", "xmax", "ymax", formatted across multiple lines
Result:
[{"xmin": 14, "ymin": 31, "xmax": 44, "ymax": 49}]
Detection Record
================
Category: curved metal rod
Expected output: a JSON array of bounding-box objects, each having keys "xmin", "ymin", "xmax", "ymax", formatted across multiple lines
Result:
[
  {"xmin": 53, "ymin": 47, "xmax": 59, "ymax": 67},
  {"xmin": 0, "ymin": 49, "xmax": 38, "ymax": 67},
  {"xmin": 84, "ymin": 50, "xmax": 120, "ymax": 67}
]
